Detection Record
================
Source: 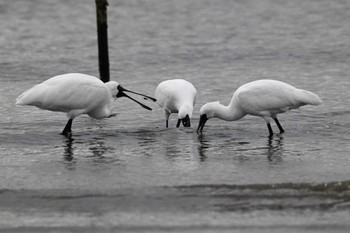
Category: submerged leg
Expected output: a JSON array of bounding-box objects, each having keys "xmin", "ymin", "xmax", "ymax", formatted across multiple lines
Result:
[
  {"xmin": 61, "ymin": 119, "xmax": 73, "ymax": 136},
  {"xmin": 263, "ymin": 117, "xmax": 273, "ymax": 137},
  {"xmin": 273, "ymin": 117, "xmax": 285, "ymax": 134},
  {"xmin": 267, "ymin": 123, "xmax": 273, "ymax": 137},
  {"xmin": 166, "ymin": 120, "xmax": 169, "ymax": 128}
]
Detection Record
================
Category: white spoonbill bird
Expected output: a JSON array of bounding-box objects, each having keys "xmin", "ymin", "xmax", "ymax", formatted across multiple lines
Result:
[
  {"xmin": 16, "ymin": 73, "xmax": 156, "ymax": 136},
  {"xmin": 155, "ymin": 79, "xmax": 197, "ymax": 128},
  {"xmin": 197, "ymin": 79, "xmax": 322, "ymax": 137}
]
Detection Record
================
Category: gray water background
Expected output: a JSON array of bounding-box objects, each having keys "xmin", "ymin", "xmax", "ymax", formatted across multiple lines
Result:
[{"xmin": 1, "ymin": 0, "xmax": 350, "ymax": 232}]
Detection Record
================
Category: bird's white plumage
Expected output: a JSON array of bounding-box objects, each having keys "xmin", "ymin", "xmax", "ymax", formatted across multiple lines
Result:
[
  {"xmin": 16, "ymin": 73, "xmax": 119, "ymax": 119},
  {"xmin": 234, "ymin": 79, "xmax": 322, "ymax": 118},
  {"xmin": 198, "ymin": 79, "xmax": 322, "ymax": 135},
  {"xmin": 155, "ymin": 79, "xmax": 197, "ymax": 124},
  {"xmin": 16, "ymin": 73, "xmax": 156, "ymax": 135}
]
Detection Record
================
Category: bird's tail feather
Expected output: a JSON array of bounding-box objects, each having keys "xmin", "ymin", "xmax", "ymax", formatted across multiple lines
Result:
[{"xmin": 297, "ymin": 89, "xmax": 323, "ymax": 105}]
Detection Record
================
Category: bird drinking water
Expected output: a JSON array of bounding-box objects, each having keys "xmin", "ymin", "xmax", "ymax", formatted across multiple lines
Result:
[
  {"xmin": 197, "ymin": 79, "xmax": 322, "ymax": 137},
  {"xmin": 155, "ymin": 79, "xmax": 197, "ymax": 128}
]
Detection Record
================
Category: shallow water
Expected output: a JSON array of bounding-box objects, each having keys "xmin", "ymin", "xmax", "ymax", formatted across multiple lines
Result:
[{"xmin": 1, "ymin": 0, "xmax": 350, "ymax": 232}]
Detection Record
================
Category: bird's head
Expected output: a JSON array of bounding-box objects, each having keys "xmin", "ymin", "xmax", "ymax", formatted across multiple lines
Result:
[
  {"xmin": 197, "ymin": 101, "xmax": 219, "ymax": 133},
  {"xmin": 178, "ymin": 105, "xmax": 193, "ymax": 127},
  {"xmin": 105, "ymin": 81, "xmax": 120, "ymax": 98}
]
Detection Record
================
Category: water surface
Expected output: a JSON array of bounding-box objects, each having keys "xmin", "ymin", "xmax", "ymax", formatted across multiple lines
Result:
[{"xmin": 1, "ymin": 0, "xmax": 350, "ymax": 232}]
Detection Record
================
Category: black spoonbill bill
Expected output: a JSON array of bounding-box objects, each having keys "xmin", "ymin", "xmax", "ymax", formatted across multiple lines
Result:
[
  {"xmin": 155, "ymin": 79, "xmax": 197, "ymax": 128},
  {"xmin": 197, "ymin": 79, "xmax": 322, "ymax": 137},
  {"xmin": 16, "ymin": 73, "xmax": 156, "ymax": 136}
]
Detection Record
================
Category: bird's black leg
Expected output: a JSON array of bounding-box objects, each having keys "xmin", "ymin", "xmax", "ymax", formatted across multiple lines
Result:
[
  {"xmin": 273, "ymin": 117, "xmax": 285, "ymax": 134},
  {"xmin": 61, "ymin": 119, "xmax": 73, "ymax": 136},
  {"xmin": 176, "ymin": 119, "xmax": 181, "ymax": 128},
  {"xmin": 165, "ymin": 111, "xmax": 170, "ymax": 128},
  {"xmin": 267, "ymin": 123, "xmax": 273, "ymax": 137}
]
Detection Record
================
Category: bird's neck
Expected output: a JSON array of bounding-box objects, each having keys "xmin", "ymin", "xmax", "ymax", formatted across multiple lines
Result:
[
  {"xmin": 178, "ymin": 103, "xmax": 193, "ymax": 119},
  {"xmin": 214, "ymin": 102, "xmax": 245, "ymax": 121}
]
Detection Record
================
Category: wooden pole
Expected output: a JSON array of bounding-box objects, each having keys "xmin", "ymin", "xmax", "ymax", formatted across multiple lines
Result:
[{"xmin": 95, "ymin": 0, "xmax": 110, "ymax": 82}]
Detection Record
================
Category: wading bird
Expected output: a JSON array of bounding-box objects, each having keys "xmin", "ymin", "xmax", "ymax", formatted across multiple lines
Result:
[
  {"xmin": 197, "ymin": 79, "xmax": 322, "ymax": 137},
  {"xmin": 16, "ymin": 73, "xmax": 156, "ymax": 136},
  {"xmin": 155, "ymin": 79, "xmax": 197, "ymax": 128}
]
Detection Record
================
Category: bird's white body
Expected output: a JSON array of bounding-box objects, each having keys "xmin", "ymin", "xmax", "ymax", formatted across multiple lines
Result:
[
  {"xmin": 16, "ymin": 73, "xmax": 156, "ymax": 135},
  {"xmin": 155, "ymin": 79, "xmax": 197, "ymax": 127},
  {"xmin": 16, "ymin": 73, "xmax": 119, "ymax": 119},
  {"xmin": 198, "ymin": 79, "xmax": 322, "ymax": 135}
]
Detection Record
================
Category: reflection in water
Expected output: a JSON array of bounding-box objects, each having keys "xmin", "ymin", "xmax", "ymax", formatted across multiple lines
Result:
[
  {"xmin": 62, "ymin": 135, "xmax": 76, "ymax": 170},
  {"xmin": 197, "ymin": 134, "xmax": 209, "ymax": 162},
  {"xmin": 137, "ymin": 131, "xmax": 157, "ymax": 157},
  {"xmin": 89, "ymin": 138, "xmax": 109, "ymax": 157},
  {"xmin": 87, "ymin": 137, "xmax": 117, "ymax": 164},
  {"xmin": 164, "ymin": 133, "xmax": 181, "ymax": 159},
  {"xmin": 197, "ymin": 133, "xmax": 285, "ymax": 163},
  {"xmin": 267, "ymin": 135, "xmax": 284, "ymax": 163},
  {"xmin": 63, "ymin": 135, "xmax": 74, "ymax": 160},
  {"xmin": 61, "ymin": 134, "xmax": 118, "ymax": 169},
  {"xmin": 165, "ymin": 143, "xmax": 181, "ymax": 159}
]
